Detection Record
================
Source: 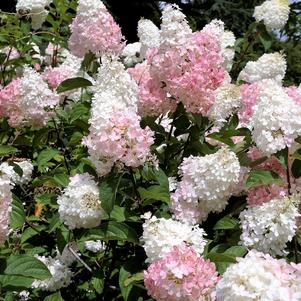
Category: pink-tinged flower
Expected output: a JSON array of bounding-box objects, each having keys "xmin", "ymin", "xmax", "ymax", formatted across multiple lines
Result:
[
  {"xmin": 0, "ymin": 67, "xmax": 60, "ymax": 129},
  {"xmin": 149, "ymin": 30, "xmax": 225, "ymax": 115},
  {"xmin": 128, "ymin": 62, "xmax": 177, "ymax": 117},
  {"xmin": 285, "ymin": 86, "xmax": 301, "ymax": 106},
  {"xmin": 68, "ymin": 0, "xmax": 124, "ymax": 57},
  {"xmin": 43, "ymin": 65, "xmax": 76, "ymax": 89},
  {"xmin": 83, "ymin": 109, "xmax": 154, "ymax": 176},
  {"xmin": 238, "ymin": 82, "xmax": 261, "ymax": 126},
  {"xmin": 144, "ymin": 243, "xmax": 219, "ymax": 301}
]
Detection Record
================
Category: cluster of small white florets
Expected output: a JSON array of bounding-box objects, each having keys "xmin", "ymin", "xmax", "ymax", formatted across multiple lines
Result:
[
  {"xmin": 0, "ymin": 160, "xmax": 33, "ymax": 185},
  {"xmin": 251, "ymin": 79, "xmax": 301, "ymax": 155},
  {"xmin": 209, "ymin": 83, "xmax": 241, "ymax": 125},
  {"xmin": 159, "ymin": 4, "xmax": 192, "ymax": 48},
  {"xmin": 171, "ymin": 147, "xmax": 240, "ymax": 224},
  {"xmin": 239, "ymin": 195, "xmax": 300, "ymax": 256},
  {"xmin": 32, "ymin": 255, "xmax": 73, "ymax": 291},
  {"xmin": 216, "ymin": 250, "xmax": 301, "ymax": 301},
  {"xmin": 141, "ymin": 214, "xmax": 207, "ymax": 263},
  {"xmin": 221, "ymin": 31, "xmax": 236, "ymax": 71},
  {"xmin": 57, "ymin": 173, "xmax": 105, "ymax": 229},
  {"xmin": 85, "ymin": 240, "xmax": 106, "ymax": 253},
  {"xmin": 0, "ymin": 170, "xmax": 12, "ymax": 245},
  {"xmin": 16, "ymin": 0, "xmax": 52, "ymax": 30},
  {"xmin": 122, "ymin": 42, "xmax": 142, "ymax": 66},
  {"xmin": 138, "ymin": 18, "xmax": 160, "ymax": 57},
  {"xmin": 89, "ymin": 56, "xmax": 138, "ymax": 127},
  {"xmin": 253, "ymin": 0, "xmax": 290, "ymax": 30},
  {"xmin": 238, "ymin": 52, "xmax": 287, "ymax": 84},
  {"xmin": 18, "ymin": 66, "xmax": 60, "ymax": 129}
]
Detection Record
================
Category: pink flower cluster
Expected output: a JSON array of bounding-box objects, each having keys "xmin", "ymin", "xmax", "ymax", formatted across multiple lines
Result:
[
  {"xmin": 68, "ymin": 0, "xmax": 124, "ymax": 57},
  {"xmin": 144, "ymin": 243, "xmax": 219, "ymax": 301},
  {"xmin": 0, "ymin": 67, "xmax": 60, "ymax": 129},
  {"xmin": 128, "ymin": 62, "xmax": 177, "ymax": 117},
  {"xmin": 83, "ymin": 109, "xmax": 154, "ymax": 176},
  {"xmin": 285, "ymin": 86, "xmax": 301, "ymax": 106},
  {"xmin": 43, "ymin": 65, "xmax": 76, "ymax": 90},
  {"xmin": 148, "ymin": 31, "xmax": 225, "ymax": 115}
]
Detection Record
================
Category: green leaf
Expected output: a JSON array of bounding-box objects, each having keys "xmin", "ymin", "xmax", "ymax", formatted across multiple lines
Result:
[
  {"xmin": 138, "ymin": 186, "xmax": 170, "ymax": 205},
  {"xmin": 213, "ymin": 216, "xmax": 239, "ymax": 230},
  {"xmin": 0, "ymin": 275, "xmax": 34, "ymax": 288},
  {"xmin": 57, "ymin": 77, "xmax": 92, "ymax": 93},
  {"xmin": 123, "ymin": 272, "xmax": 144, "ymax": 287},
  {"xmin": 53, "ymin": 173, "xmax": 70, "ymax": 187},
  {"xmin": 246, "ymin": 169, "xmax": 283, "ymax": 189},
  {"xmin": 99, "ymin": 181, "xmax": 114, "ymax": 215},
  {"xmin": 36, "ymin": 148, "xmax": 60, "ymax": 172},
  {"xmin": 0, "ymin": 145, "xmax": 18, "ymax": 156},
  {"xmin": 5, "ymin": 255, "xmax": 51, "ymax": 280},
  {"xmin": 10, "ymin": 196, "xmax": 25, "ymax": 229},
  {"xmin": 44, "ymin": 292, "xmax": 64, "ymax": 301}
]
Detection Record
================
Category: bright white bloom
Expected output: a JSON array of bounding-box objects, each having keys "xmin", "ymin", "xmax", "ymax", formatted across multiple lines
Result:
[
  {"xmin": 171, "ymin": 147, "xmax": 241, "ymax": 224},
  {"xmin": 0, "ymin": 171, "xmax": 12, "ymax": 244},
  {"xmin": 138, "ymin": 18, "xmax": 160, "ymax": 57},
  {"xmin": 159, "ymin": 4, "xmax": 192, "ymax": 48},
  {"xmin": 251, "ymin": 80, "xmax": 301, "ymax": 155},
  {"xmin": 0, "ymin": 160, "xmax": 33, "ymax": 185},
  {"xmin": 16, "ymin": 0, "xmax": 52, "ymax": 30},
  {"xmin": 57, "ymin": 173, "xmax": 105, "ymax": 229},
  {"xmin": 32, "ymin": 255, "xmax": 72, "ymax": 291},
  {"xmin": 122, "ymin": 42, "xmax": 142, "ymax": 66},
  {"xmin": 240, "ymin": 195, "xmax": 300, "ymax": 256},
  {"xmin": 141, "ymin": 215, "xmax": 207, "ymax": 263},
  {"xmin": 85, "ymin": 240, "xmax": 106, "ymax": 253},
  {"xmin": 168, "ymin": 177, "xmax": 178, "ymax": 192},
  {"xmin": 238, "ymin": 52, "xmax": 287, "ymax": 84},
  {"xmin": 210, "ymin": 83, "xmax": 241, "ymax": 125},
  {"xmin": 202, "ymin": 19, "xmax": 225, "ymax": 41},
  {"xmin": 216, "ymin": 250, "xmax": 297, "ymax": 301},
  {"xmin": 18, "ymin": 290, "xmax": 30, "ymax": 300},
  {"xmin": 254, "ymin": 0, "xmax": 290, "ymax": 30},
  {"xmin": 90, "ymin": 56, "xmax": 138, "ymax": 127},
  {"xmin": 221, "ymin": 31, "xmax": 236, "ymax": 71}
]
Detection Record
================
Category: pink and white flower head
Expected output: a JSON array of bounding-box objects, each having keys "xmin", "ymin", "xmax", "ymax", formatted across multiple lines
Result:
[
  {"xmin": 83, "ymin": 108, "xmax": 154, "ymax": 176},
  {"xmin": 171, "ymin": 147, "xmax": 241, "ymax": 225},
  {"xmin": 68, "ymin": 0, "xmax": 124, "ymax": 57},
  {"xmin": 0, "ymin": 171, "xmax": 12, "ymax": 245},
  {"xmin": 149, "ymin": 10, "xmax": 225, "ymax": 115},
  {"xmin": 0, "ymin": 66, "xmax": 59, "ymax": 129},
  {"xmin": 216, "ymin": 250, "xmax": 300, "ymax": 301},
  {"xmin": 144, "ymin": 243, "xmax": 219, "ymax": 301},
  {"xmin": 128, "ymin": 62, "xmax": 177, "ymax": 117}
]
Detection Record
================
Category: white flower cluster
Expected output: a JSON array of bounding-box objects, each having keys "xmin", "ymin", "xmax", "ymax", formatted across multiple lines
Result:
[
  {"xmin": 159, "ymin": 4, "xmax": 192, "ymax": 48},
  {"xmin": 122, "ymin": 42, "xmax": 142, "ymax": 67},
  {"xmin": 138, "ymin": 18, "xmax": 160, "ymax": 57},
  {"xmin": 216, "ymin": 250, "xmax": 298, "ymax": 301},
  {"xmin": 0, "ymin": 170, "xmax": 12, "ymax": 245},
  {"xmin": 57, "ymin": 173, "xmax": 105, "ymax": 229},
  {"xmin": 85, "ymin": 240, "xmax": 106, "ymax": 253},
  {"xmin": 254, "ymin": 0, "xmax": 290, "ymax": 30},
  {"xmin": 221, "ymin": 31, "xmax": 236, "ymax": 72},
  {"xmin": 171, "ymin": 147, "xmax": 241, "ymax": 224},
  {"xmin": 16, "ymin": 0, "xmax": 52, "ymax": 30},
  {"xmin": 238, "ymin": 52, "xmax": 287, "ymax": 84},
  {"xmin": 141, "ymin": 214, "xmax": 207, "ymax": 263},
  {"xmin": 209, "ymin": 83, "xmax": 241, "ymax": 125},
  {"xmin": 0, "ymin": 160, "xmax": 33, "ymax": 185},
  {"xmin": 89, "ymin": 56, "xmax": 138, "ymax": 127},
  {"xmin": 239, "ymin": 195, "xmax": 300, "ymax": 256},
  {"xmin": 251, "ymin": 80, "xmax": 301, "ymax": 155},
  {"xmin": 32, "ymin": 255, "xmax": 72, "ymax": 291},
  {"xmin": 18, "ymin": 66, "xmax": 60, "ymax": 129}
]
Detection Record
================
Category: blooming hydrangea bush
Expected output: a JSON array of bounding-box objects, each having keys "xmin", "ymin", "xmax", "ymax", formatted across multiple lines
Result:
[{"xmin": 0, "ymin": 0, "xmax": 301, "ymax": 300}]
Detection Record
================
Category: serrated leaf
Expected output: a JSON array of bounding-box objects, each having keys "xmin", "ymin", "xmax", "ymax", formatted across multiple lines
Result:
[
  {"xmin": 5, "ymin": 255, "xmax": 51, "ymax": 280},
  {"xmin": 246, "ymin": 169, "xmax": 283, "ymax": 189},
  {"xmin": 57, "ymin": 77, "xmax": 92, "ymax": 93},
  {"xmin": 99, "ymin": 181, "xmax": 114, "ymax": 215},
  {"xmin": 53, "ymin": 173, "xmax": 70, "ymax": 187},
  {"xmin": 0, "ymin": 145, "xmax": 18, "ymax": 156},
  {"xmin": 213, "ymin": 216, "xmax": 239, "ymax": 230},
  {"xmin": 10, "ymin": 196, "xmax": 25, "ymax": 229},
  {"xmin": 44, "ymin": 292, "xmax": 64, "ymax": 301},
  {"xmin": 36, "ymin": 148, "xmax": 60, "ymax": 172}
]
